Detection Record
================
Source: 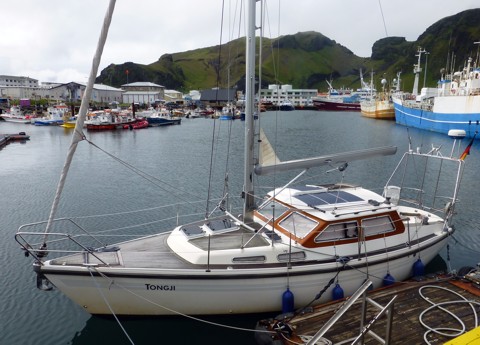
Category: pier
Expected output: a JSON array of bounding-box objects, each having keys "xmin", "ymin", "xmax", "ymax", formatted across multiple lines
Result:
[
  {"xmin": 256, "ymin": 270, "xmax": 480, "ymax": 344},
  {"xmin": 0, "ymin": 132, "xmax": 30, "ymax": 149}
]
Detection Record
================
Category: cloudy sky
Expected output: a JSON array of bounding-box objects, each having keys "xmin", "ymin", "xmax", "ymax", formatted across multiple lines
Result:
[{"xmin": 2, "ymin": 0, "xmax": 478, "ymax": 84}]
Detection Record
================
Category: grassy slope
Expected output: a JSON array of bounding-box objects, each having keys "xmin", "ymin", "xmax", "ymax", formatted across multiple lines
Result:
[{"xmin": 96, "ymin": 9, "xmax": 480, "ymax": 93}]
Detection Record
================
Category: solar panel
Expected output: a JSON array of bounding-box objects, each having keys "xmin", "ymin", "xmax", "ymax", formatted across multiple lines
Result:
[{"xmin": 295, "ymin": 190, "xmax": 363, "ymax": 206}]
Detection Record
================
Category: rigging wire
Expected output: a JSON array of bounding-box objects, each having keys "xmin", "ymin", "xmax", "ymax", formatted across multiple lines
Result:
[
  {"xmin": 205, "ymin": 1, "xmax": 224, "ymax": 219},
  {"xmin": 205, "ymin": 0, "xmax": 241, "ymax": 218},
  {"xmin": 89, "ymin": 268, "xmax": 135, "ymax": 345},
  {"xmin": 377, "ymin": 0, "xmax": 388, "ymax": 37},
  {"xmin": 42, "ymin": 0, "xmax": 116, "ymax": 244},
  {"xmin": 91, "ymin": 269, "xmax": 275, "ymax": 336},
  {"xmin": 83, "ymin": 138, "xmax": 206, "ymax": 210},
  {"xmin": 249, "ymin": 0, "xmax": 282, "ymax": 230}
]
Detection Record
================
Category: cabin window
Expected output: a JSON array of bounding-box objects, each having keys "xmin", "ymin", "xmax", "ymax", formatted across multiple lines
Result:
[
  {"xmin": 314, "ymin": 221, "xmax": 358, "ymax": 242},
  {"xmin": 362, "ymin": 215, "xmax": 395, "ymax": 236},
  {"xmin": 232, "ymin": 256, "xmax": 266, "ymax": 263},
  {"xmin": 279, "ymin": 212, "xmax": 318, "ymax": 239},
  {"xmin": 278, "ymin": 251, "xmax": 306, "ymax": 262},
  {"xmin": 344, "ymin": 221, "xmax": 359, "ymax": 238},
  {"xmin": 257, "ymin": 201, "xmax": 289, "ymax": 221}
]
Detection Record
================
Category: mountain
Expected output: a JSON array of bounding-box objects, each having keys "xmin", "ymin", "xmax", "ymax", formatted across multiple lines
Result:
[{"xmin": 95, "ymin": 9, "xmax": 480, "ymax": 93}]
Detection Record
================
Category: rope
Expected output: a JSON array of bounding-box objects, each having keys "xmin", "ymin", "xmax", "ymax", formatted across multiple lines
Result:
[
  {"xmin": 88, "ymin": 268, "xmax": 135, "ymax": 345},
  {"xmin": 418, "ymin": 284, "xmax": 480, "ymax": 344},
  {"xmin": 90, "ymin": 269, "xmax": 275, "ymax": 336}
]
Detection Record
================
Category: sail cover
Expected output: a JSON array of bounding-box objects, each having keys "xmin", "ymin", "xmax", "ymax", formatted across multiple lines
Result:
[{"xmin": 255, "ymin": 145, "xmax": 397, "ymax": 176}]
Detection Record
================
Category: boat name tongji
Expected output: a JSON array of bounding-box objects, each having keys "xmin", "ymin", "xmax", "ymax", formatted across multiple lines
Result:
[{"xmin": 145, "ymin": 284, "xmax": 176, "ymax": 291}]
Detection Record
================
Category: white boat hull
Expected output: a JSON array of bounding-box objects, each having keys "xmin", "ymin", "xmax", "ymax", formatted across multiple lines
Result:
[
  {"xmin": 1, "ymin": 116, "xmax": 31, "ymax": 123},
  {"xmin": 40, "ymin": 233, "xmax": 448, "ymax": 315}
]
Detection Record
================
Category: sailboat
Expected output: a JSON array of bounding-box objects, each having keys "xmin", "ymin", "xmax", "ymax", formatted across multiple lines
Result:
[{"xmin": 16, "ymin": 0, "xmax": 468, "ymax": 316}]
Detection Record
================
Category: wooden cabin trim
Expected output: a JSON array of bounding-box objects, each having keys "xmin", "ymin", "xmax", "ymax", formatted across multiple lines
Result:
[{"xmin": 255, "ymin": 204, "xmax": 406, "ymax": 249}]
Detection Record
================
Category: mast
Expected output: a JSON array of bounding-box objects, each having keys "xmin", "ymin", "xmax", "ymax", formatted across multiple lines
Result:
[
  {"xmin": 257, "ymin": 0, "xmax": 263, "ymax": 115},
  {"xmin": 243, "ymin": 0, "xmax": 256, "ymax": 222},
  {"xmin": 412, "ymin": 47, "xmax": 426, "ymax": 96},
  {"xmin": 395, "ymin": 71, "xmax": 402, "ymax": 91},
  {"xmin": 369, "ymin": 70, "xmax": 374, "ymax": 99}
]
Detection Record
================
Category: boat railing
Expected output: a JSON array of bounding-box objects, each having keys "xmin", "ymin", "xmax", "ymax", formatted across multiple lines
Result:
[
  {"xmin": 15, "ymin": 231, "xmax": 116, "ymax": 266},
  {"xmin": 15, "ymin": 217, "xmax": 125, "ymax": 265},
  {"xmin": 384, "ymin": 150, "xmax": 464, "ymax": 221}
]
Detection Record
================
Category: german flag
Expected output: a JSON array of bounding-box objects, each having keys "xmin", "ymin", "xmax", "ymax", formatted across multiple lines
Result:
[{"xmin": 460, "ymin": 132, "xmax": 477, "ymax": 160}]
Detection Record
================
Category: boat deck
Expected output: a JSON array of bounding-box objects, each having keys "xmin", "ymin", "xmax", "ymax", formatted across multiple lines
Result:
[
  {"xmin": 256, "ymin": 272, "xmax": 480, "ymax": 344},
  {"xmin": 50, "ymin": 232, "xmax": 199, "ymax": 269},
  {"xmin": 49, "ymin": 226, "xmax": 269, "ymax": 270}
]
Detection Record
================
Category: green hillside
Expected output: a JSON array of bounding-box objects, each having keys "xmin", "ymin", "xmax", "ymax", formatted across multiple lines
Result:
[{"xmin": 96, "ymin": 9, "xmax": 480, "ymax": 94}]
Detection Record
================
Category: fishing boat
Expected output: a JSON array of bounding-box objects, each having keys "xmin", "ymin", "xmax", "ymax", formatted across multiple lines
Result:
[
  {"xmin": 360, "ymin": 97, "xmax": 394, "ymax": 119},
  {"xmin": 313, "ymin": 71, "xmax": 374, "ymax": 112},
  {"xmin": 312, "ymin": 83, "xmax": 360, "ymax": 111},
  {"xmin": 16, "ymin": 0, "xmax": 470, "ymax": 317},
  {"xmin": 34, "ymin": 104, "xmax": 69, "ymax": 126},
  {"xmin": 393, "ymin": 46, "xmax": 480, "ymax": 138},
  {"xmin": 360, "ymin": 73, "xmax": 399, "ymax": 120},
  {"xmin": 312, "ymin": 96, "xmax": 361, "ymax": 111},
  {"xmin": 218, "ymin": 104, "xmax": 235, "ymax": 120},
  {"xmin": 85, "ymin": 110, "xmax": 136, "ymax": 130},
  {"xmin": 0, "ymin": 106, "xmax": 32, "ymax": 123},
  {"xmin": 146, "ymin": 110, "xmax": 181, "ymax": 126}
]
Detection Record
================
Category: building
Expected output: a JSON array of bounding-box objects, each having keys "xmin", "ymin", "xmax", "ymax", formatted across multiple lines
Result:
[
  {"xmin": 164, "ymin": 89, "xmax": 184, "ymax": 104},
  {"xmin": 0, "ymin": 75, "xmax": 42, "ymax": 100},
  {"xmin": 200, "ymin": 88, "xmax": 237, "ymax": 107},
  {"xmin": 0, "ymin": 78, "xmax": 123, "ymax": 105},
  {"xmin": 121, "ymin": 82, "xmax": 165, "ymax": 105},
  {"xmin": 0, "ymin": 75, "xmax": 184, "ymax": 107},
  {"xmin": 0, "ymin": 75, "xmax": 39, "ymax": 88},
  {"xmin": 48, "ymin": 82, "xmax": 123, "ymax": 104},
  {"xmin": 259, "ymin": 84, "xmax": 317, "ymax": 107}
]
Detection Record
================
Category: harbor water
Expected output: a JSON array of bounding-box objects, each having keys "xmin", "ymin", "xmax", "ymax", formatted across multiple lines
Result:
[{"xmin": 2, "ymin": 110, "xmax": 480, "ymax": 345}]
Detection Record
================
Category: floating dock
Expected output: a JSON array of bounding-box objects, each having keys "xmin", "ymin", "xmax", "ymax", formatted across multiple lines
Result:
[
  {"xmin": 256, "ymin": 270, "xmax": 480, "ymax": 345},
  {"xmin": 0, "ymin": 132, "xmax": 30, "ymax": 148}
]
